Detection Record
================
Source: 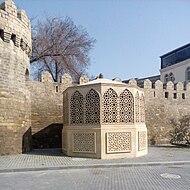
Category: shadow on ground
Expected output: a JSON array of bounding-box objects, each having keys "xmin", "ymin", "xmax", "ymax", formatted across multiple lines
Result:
[{"xmin": 25, "ymin": 148, "xmax": 65, "ymax": 157}]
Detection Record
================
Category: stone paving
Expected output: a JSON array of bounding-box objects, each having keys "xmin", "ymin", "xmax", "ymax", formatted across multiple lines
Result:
[
  {"xmin": 1, "ymin": 165, "xmax": 190, "ymax": 190},
  {"xmin": 0, "ymin": 146, "xmax": 190, "ymax": 173}
]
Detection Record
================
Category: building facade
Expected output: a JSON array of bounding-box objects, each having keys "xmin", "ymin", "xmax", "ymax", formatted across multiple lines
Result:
[{"xmin": 160, "ymin": 43, "xmax": 190, "ymax": 84}]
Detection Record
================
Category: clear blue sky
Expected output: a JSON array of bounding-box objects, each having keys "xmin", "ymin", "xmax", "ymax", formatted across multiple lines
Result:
[{"xmin": 11, "ymin": 0, "xmax": 190, "ymax": 80}]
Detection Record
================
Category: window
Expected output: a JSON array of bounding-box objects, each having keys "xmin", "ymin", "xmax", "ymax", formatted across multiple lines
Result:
[
  {"xmin": 25, "ymin": 69, "xmax": 29, "ymax": 81},
  {"xmin": 165, "ymin": 92, "xmax": 169, "ymax": 98},
  {"xmin": 186, "ymin": 67, "xmax": 190, "ymax": 81},
  {"xmin": 55, "ymin": 85, "xmax": 59, "ymax": 93},
  {"xmin": 164, "ymin": 73, "xmax": 175, "ymax": 83},
  {"xmin": 20, "ymin": 38, "xmax": 24, "ymax": 50},
  {"xmin": 161, "ymin": 45, "xmax": 190, "ymax": 69},
  {"xmin": 165, "ymin": 74, "xmax": 169, "ymax": 83},
  {"xmin": 11, "ymin": 34, "xmax": 16, "ymax": 45},
  {"xmin": 169, "ymin": 72, "xmax": 175, "ymax": 82},
  {"xmin": 0, "ymin": 30, "xmax": 4, "ymax": 40},
  {"xmin": 182, "ymin": 93, "xmax": 185, "ymax": 99}
]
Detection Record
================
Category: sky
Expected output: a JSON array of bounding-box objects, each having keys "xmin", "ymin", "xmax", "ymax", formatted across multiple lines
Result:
[{"xmin": 9, "ymin": 0, "xmax": 190, "ymax": 80}]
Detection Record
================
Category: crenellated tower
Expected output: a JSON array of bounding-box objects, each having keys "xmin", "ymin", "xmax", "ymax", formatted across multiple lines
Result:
[{"xmin": 0, "ymin": 0, "xmax": 32, "ymax": 155}]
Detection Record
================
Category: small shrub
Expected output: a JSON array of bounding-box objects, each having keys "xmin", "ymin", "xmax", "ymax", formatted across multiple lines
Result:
[{"xmin": 170, "ymin": 115, "xmax": 190, "ymax": 145}]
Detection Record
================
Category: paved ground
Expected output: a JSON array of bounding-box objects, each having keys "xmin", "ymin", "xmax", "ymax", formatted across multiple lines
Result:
[
  {"xmin": 0, "ymin": 146, "xmax": 190, "ymax": 173},
  {"xmin": 0, "ymin": 165, "xmax": 190, "ymax": 190}
]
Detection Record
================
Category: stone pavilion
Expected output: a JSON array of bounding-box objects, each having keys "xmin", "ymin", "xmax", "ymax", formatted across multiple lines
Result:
[{"xmin": 62, "ymin": 78, "xmax": 147, "ymax": 159}]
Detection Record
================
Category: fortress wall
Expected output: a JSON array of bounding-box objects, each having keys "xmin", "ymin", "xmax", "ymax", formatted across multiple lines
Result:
[
  {"xmin": 145, "ymin": 96, "xmax": 190, "ymax": 145},
  {"xmin": 0, "ymin": 0, "xmax": 31, "ymax": 155},
  {"xmin": 0, "ymin": 86, "xmax": 31, "ymax": 154},
  {"xmin": 26, "ymin": 73, "xmax": 73, "ymax": 148},
  {"xmin": 27, "ymin": 81, "xmax": 63, "ymax": 134},
  {"xmin": 126, "ymin": 79, "xmax": 190, "ymax": 144},
  {"xmin": 1, "ymin": 0, "xmax": 190, "ymax": 154},
  {"xmin": 143, "ymin": 79, "xmax": 190, "ymax": 144},
  {"xmin": 0, "ymin": 0, "xmax": 31, "ymax": 90},
  {"xmin": 28, "ymin": 76, "xmax": 190, "ymax": 148}
]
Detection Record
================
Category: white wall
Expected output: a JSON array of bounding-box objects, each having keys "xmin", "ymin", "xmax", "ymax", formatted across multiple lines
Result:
[{"xmin": 160, "ymin": 59, "xmax": 190, "ymax": 83}]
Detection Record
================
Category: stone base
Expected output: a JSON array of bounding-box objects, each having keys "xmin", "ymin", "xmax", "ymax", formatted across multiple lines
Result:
[{"xmin": 62, "ymin": 124, "xmax": 147, "ymax": 159}]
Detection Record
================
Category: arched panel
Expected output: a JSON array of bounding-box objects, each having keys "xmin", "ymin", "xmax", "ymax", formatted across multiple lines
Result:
[
  {"xmin": 119, "ymin": 89, "xmax": 134, "ymax": 123},
  {"xmin": 85, "ymin": 89, "xmax": 100, "ymax": 124},
  {"xmin": 135, "ymin": 91, "xmax": 140, "ymax": 122},
  {"xmin": 70, "ymin": 91, "xmax": 84, "ymax": 125},
  {"xmin": 103, "ymin": 88, "xmax": 118, "ymax": 124},
  {"xmin": 140, "ymin": 94, "xmax": 145, "ymax": 122}
]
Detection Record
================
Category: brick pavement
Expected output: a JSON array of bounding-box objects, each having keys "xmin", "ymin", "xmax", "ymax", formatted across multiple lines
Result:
[
  {"xmin": 1, "ymin": 165, "xmax": 190, "ymax": 190},
  {"xmin": 0, "ymin": 146, "xmax": 190, "ymax": 173}
]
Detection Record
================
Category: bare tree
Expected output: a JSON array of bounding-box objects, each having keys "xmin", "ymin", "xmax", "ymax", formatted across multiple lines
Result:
[{"xmin": 31, "ymin": 16, "xmax": 96, "ymax": 82}]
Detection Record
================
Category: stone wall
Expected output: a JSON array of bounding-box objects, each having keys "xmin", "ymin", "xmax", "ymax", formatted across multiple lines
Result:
[
  {"xmin": 28, "ymin": 76, "xmax": 190, "ymax": 148},
  {"xmin": 26, "ymin": 72, "xmax": 73, "ymax": 148},
  {"xmin": 0, "ymin": 0, "xmax": 31, "ymax": 155},
  {"xmin": 143, "ymin": 80, "xmax": 190, "ymax": 145},
  {"xmin": 1, "ymin": 0, "xmax": 190, "ymax": 155}
]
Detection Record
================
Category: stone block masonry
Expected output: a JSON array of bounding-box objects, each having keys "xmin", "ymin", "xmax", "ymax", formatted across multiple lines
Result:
[
  {"xmin": 26, "ymin": 72, "xmax": 73, "ymax": 149},
  {"xmin": 0, "ymin": 0, "xmax": 31, "ymax": 155},
  {"xmin": 143, "ymin": 79, "xmax": 190, "ymax": 144},
  {"xmin": 1, "ymin": 0, "xmax": 190, "ymax": 156},
  {"xmin": 29, "ymin": 74, "xmax": 190, "ymax": 148}
]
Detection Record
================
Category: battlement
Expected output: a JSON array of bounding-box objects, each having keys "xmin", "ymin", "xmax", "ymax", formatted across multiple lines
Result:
[
  {"xmin": 40, "ymin": 72, "xmax": 89, "ymax": 85},
  {"xmin": 0, "ymin": 0, "xmax": 29, "ymax": 25},
  {"xmin": 39, "ymin": 71, "xmax": 190, "ymax": 101},
  {"xmin": 127, "ymin": 79, "xmax": 190, "ymax": 100},
  {"xmin": 0, "ymin": 0, "xmax": 31, "ymax": 56}
]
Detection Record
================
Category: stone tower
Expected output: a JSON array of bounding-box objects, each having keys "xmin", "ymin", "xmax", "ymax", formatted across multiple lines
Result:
[{"xmin": 0, "ymin": 0, "xmax": 32, "ymax": 155}]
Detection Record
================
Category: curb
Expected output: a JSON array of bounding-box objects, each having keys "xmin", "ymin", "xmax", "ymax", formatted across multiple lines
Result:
[{"xmin": 0, "ymin": 161, "xmax": 190, "ymax": 174}]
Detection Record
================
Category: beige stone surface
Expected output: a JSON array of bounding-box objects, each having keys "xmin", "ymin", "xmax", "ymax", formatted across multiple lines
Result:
[
  {"xmin": 62, "ymin": 79, "xmax": 147, "ymax": 159},
  {"xmin": 1, "ymin": 0, "xmax": 190, "ymax": 157},
  {"xmin": 26, "ymin": 80, "xmax": 71, "ymax": 135},
  {"xmin": 143, "ymin": 79, "xmax": 190, "ymax": 145},
  {"xmin": 0, "ymin": 0, "xmax": 31, "ymax": 155}
]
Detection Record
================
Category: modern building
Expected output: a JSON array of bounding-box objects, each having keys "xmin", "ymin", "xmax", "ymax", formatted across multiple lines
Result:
[{"xmin": 160, "ymin": 43, "xmax": 190, "ymax": 84}]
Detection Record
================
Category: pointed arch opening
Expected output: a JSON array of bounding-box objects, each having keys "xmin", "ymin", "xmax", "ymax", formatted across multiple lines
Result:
[
  {"xmin": 119, "ymin": 89, "xmax": 134, "ymax": 123},
  {"xmin": 135, "ymin": 91, "xmax": 140, "ymax": 123},
  {"xmin": 85, "ymin": 89, "xmax": 100, "ymax": 124},
  {"xmin": 103, "ymin": 88, "xmax": 118, "ymax": 124},
  {"xmin": 70, "ymin": 91, "xmax": 84, "ymax": 125}
]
